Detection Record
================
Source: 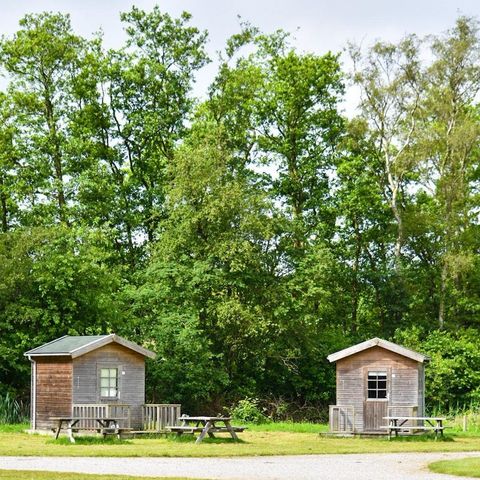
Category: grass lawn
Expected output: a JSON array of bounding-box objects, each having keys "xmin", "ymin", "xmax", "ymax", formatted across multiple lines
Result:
[
  {"xmin": 1, "ymin": 423, "xmax": 480, "ymax": 457},
  {"xmin": 429, "ymin": 457, "xmax": 480, "ymax": 477}
]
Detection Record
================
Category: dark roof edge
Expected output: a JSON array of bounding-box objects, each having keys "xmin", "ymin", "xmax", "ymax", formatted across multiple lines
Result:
[{"xmin": 24, "ymin": 335, "xmax": 70, "ymax": 356}]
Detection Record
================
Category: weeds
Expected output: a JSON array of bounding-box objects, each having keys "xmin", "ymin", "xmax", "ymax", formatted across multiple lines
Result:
[{"xmin": 0, "ymin": 393, "xmax": 28, "ymax": 424}]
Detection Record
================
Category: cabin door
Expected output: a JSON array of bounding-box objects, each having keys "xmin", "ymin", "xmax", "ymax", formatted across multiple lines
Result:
[{"xmin": 364, "ymin": 370, "xmax": 389, "ymax": 431}]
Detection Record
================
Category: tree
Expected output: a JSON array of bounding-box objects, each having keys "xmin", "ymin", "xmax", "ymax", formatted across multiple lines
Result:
[
  {"xmin": 0, "ymin": 226, "xmax": 122, "ymax": 396},
  {"xmin": 418, "ymin": 17, "xmax": 480, "ymax": 328},
  {"xmin": 0, "ymin": 93, "xmax": 19, "ymax": 232},
  {"xmin": 107, "ymin": 6, "xmax": 209, "ymax": 243},
  {"xmin": 131, "ymin": 120, "xmax": 278, "ymax": 406},
  {"xmin": 350, "ymin": 36, "xmax": 423, "ymax": 268},
  {"xmin": 0, "ymin": 13, "xmax": 90, "ymax": 225}
]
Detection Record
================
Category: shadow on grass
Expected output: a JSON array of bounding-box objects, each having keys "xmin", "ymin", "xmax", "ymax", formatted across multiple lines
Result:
[
  {"xmin": 47, "ymin": 436, "xmax": 132, "ymax": 446},
  {"xmin": 166, "ymin": 434, "xmax": 247, "ymax": 444}
]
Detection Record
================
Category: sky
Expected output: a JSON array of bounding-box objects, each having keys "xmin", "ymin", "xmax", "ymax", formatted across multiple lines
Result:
[{"xmin": 1, "ymin": 0, "xmax": 480, "ymax": 110}]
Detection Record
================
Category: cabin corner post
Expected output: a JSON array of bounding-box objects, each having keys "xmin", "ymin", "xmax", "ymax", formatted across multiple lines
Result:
[{"xmin": 29, "ymin": 356, "xmax": 36, "ymax": 431}]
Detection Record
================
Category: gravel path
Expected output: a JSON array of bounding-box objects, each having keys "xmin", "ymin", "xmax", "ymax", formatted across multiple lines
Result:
[{"xmin": 1, "ymin": 452, "xmax": 480, "ymax": 479}]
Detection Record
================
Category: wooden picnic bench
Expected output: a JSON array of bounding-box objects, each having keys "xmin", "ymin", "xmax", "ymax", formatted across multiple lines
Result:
[
  {"xmin": 50, "ymin": 416, "xmax": 132, "ymax": 443},
  {"xmin": 382, "ymin": 416, "xmax": 445, "ymax": 439},
  {"xmin": 168, "ymin": 415, "xmax": 246, "ymax": 444}
]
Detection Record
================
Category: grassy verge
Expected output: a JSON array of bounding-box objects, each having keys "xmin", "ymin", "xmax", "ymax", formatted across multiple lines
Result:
[
  {"xmin": 0, "ymin": 424, "xmax": 480, "ymax": 457},
  {"xmin": 429, "ymin": 457, "xmax": 480, "ymax": 477},
  {"xmin": 0, "ymin": 471, "xmax": 195, "ymax": 480}
]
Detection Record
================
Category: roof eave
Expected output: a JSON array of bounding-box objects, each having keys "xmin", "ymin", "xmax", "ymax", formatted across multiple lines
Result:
[
  {"xmin": 70, "ymin": 334, "xmax": 156, "ymax": 359},
  {"xmin": 327, "ymin": 338, "xmax": 429, "ymax": 363},
  {"xmin": 23, "ymin": 335, "xmax": 70, "ymax": 356}
]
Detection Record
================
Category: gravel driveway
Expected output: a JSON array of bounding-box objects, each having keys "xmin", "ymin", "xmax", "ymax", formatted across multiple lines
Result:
[{"xmin": 1, "ymin": 452, "xmax": 479, "ymax": 479}]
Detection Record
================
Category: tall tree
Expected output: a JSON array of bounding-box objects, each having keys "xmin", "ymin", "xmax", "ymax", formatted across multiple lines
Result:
[
  {"xmin": 350, "ymin": 36, "xmax": 423, "ymax": 268},
  {"xmin": 107, "ymin": 6, "xmax": 209, "ymax": 243},
  {"xmin": 418, "ymin": 17, "xmax": 480, "ymax": 328},
  {"xmin": 0, "ymin": 93, "xmax": 19, "ymax": 232},
  {"xmin": 0, "ymin": 12, "xmax": 90, "ymax": 225}
]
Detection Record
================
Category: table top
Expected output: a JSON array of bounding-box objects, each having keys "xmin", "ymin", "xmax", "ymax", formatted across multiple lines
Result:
[
  {"xmin": 179, "ymin": 416, "xmax": 232, "ymax": 422},
  {"xmin": 383, "ymin": 416, "xmax": 445, "ymax": 421}
]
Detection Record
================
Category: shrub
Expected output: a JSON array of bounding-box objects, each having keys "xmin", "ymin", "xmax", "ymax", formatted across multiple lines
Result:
[{"xmin": 230, "ymin": 397, "xmax": 269, "ymax": 424}]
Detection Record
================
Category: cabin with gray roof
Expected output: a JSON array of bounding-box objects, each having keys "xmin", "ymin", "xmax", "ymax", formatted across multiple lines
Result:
[
  {"xmin": 24, "ymin": 334, "xmax": 156, "ymax": 431},
  {"xmin": 327, "ymin": 338, "xmax": 429, "ymax": 433}
]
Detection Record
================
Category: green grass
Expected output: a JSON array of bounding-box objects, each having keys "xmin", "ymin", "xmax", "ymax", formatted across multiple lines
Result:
[
  {"xmin": 0, "ymin": 423, "xmax": 29, "ymax": 433},
  {"xmin": 0, "ymin": 471, "xmax": 195, "ymax": 480},
  {"xmin": 429, "ymin": 457, "xmax": 480, "ymax": 477},
  {"xmin": 1, "ymin": 424, "xmax": 480, "ymax": 457},
  {"xmin": 245, "ymin": 421, "xmax": 329, "ymax": 433}
]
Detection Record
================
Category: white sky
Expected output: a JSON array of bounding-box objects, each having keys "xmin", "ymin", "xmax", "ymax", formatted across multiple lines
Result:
[{"xmin": 1, "ymin": 0, "xmax": 479, "ymax": 112}]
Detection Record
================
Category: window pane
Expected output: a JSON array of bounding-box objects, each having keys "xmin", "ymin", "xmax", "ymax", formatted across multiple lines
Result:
[
  {"xmin": 109, "ymin": 369, "xmax": 117, "ymax": 378},
  {"xmin": 101, "ymin": 387, "xmax": 109, "ymax": 397},
  {"xmin": 368, "ymin": 380, "xmax": 377, "ymax": 389},
  {"xmin": 100, "ymin": 368, "xmax": 109, "ymax": 378},
  {"xmin": 377, "ymin": 389, "xmax": 387, "ymax": 399},
  {"xmin": 109, "ymin": 388, "xmax": 117, "ymax": 397},
  {"xmin": 378, "ymin": 380, "xmax": 387, "ymax": 389},
  {"xmin": 368, "ymin": 390, "xmax": 377, "ymax": 399},
  {"xmin": 377, "ymin": 373, "xmax": 387, "ymax": 379},
  {"xmin": 101, "ymin": 378, "xmax": 110, "ymax": 387}
]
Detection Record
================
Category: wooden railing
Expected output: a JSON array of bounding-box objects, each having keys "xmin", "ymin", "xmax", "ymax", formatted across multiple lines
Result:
[
  {"xmin": 329, "ymin": 405, "xmax": 355, "ymax": 433},
  {"xmin": 142, "ymin": 404, "xmax": 181, "ymax": 432},
  {"xmin": 72, "ymin": 404, "xmax": 131, "ymax": 429}
]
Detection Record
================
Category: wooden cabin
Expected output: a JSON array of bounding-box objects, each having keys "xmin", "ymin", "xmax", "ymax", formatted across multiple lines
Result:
[
  {"xmin": 327, "ymin": 338, "xmax": 429, "ymax": 433},
  {"xmin": 24, "ymin": 334, "xmax": 156, "ymax": 431}
]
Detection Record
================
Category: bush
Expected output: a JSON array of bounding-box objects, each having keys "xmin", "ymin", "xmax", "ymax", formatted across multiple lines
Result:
[
  {"xmin": 395, "ymin": 327, "xmax": 480, "ymax": 411},
  {"xmin": 230, "ymin": 398, "xmax": 269, "ymax": 424}
]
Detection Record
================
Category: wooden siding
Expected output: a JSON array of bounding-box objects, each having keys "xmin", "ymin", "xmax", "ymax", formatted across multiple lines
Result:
[
  {"xmin": 335, "ymin": 346, "xmax": 420, "ymax": 432},
  {"xmin": 35, "ymin": 357, "xmax": 72, "ymax": 430},
  {"xmin": 72, "ymin": 343, "xmax": 145, "ymax": 428}
]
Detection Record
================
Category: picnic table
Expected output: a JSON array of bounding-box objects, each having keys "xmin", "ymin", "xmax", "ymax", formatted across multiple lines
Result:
[
  {"xmin": 50, "ymin": 416, "xmax": 131, "ymax": 443},
  {"xmin": 168, "ymin": 415, "xmax": 246, "ymax": 444},
  {"xmin": 382, "ymin": 416, "xmax": 446, "ymax": 439}
]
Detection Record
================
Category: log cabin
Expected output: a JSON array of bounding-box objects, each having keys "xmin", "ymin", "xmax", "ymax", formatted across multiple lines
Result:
[
  {"xmin": 24, "ymin": 334, "xmax": 156, "ymax": 431},
  {"xmin": 327, "ymin": 338, "xmax": 429, "ymax": 433}
]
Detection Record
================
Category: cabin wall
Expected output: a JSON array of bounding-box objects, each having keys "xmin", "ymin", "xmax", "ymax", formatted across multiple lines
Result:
[
  {"xmin": 72, "ymin": 344, "xmax": 145, "ymax": 428},
  {"xmin": 34, "ymin": 356, "xmax": 72, "ymax": 430},
  {"xmin": 336, "ymin": 346, "xmax": 420, "ymax": 432}
]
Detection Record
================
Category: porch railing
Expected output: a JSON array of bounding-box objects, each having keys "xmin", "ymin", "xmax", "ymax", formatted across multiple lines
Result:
[
  {"xmin": 142, "ymin": 404, "xmax": 182, "ymax": 432},
  {"xmin": 329, "ymin": 405, "xmax": 355, "ymax": 433},
  {"xmin": 72, "ymin": 403, "xmax": 131, "ymax": 429}
]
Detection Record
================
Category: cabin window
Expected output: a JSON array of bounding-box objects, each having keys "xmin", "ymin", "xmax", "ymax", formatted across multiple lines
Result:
[
  {"xmin": 367, "ymin": 371, "xmax": 387, "ymax": 399},
  {"xmin": 100, "ymin": 368, "xmax": 118, "ymax": 398}
]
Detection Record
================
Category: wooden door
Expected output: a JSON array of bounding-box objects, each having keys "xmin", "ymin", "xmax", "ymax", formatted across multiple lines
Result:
[{"xmin": 364, "ymin": 370, "xmax": 388, "ymax": 431}]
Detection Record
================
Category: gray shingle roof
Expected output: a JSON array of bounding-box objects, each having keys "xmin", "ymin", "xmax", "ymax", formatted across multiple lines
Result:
[{"xmin": 24, "ymin": 334, "xmax": 156, "ymax": 359}]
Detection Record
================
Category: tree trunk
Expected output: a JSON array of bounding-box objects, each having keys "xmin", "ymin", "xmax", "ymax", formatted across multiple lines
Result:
[
  {"xmin": 44, "ymin": 94, "xmax": 67, "ymax": 223},
  {"xmin": 438, "ymin": 260, "xmax": 447, "ymax": 329},
  {"xmin": 0, "ymin": 175, "xmax": 8, "ymax": 232}
]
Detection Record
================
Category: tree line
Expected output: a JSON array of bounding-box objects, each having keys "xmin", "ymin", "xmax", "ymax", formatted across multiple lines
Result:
[{"xmin": 1, "ymin": 9, "xmax": 480, "ymax": 418}]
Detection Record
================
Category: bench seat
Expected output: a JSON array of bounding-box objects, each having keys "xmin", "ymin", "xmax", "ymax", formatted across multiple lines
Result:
[{"xmin": 380, "ymin": 426, "xmax": 444, "ymax": 431}]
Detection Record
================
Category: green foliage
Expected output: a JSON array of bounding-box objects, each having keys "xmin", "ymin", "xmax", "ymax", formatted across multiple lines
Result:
[
  {"xmin": 0, "ymin": 7, "xmax": 480, "ymax": 420},
  {"xmin": 395, "ymin": 327, "xmax": 480, "ymax": 409},
  {"xmin": 230, "ymin": 398, "xmax": 269, "ymax": 424},
  {"xmin": 0, "ymin": 393, "xmax": 28, "ymax": 424}
]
